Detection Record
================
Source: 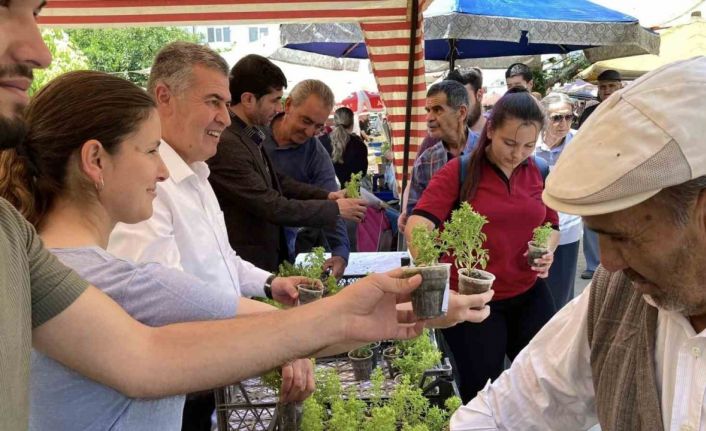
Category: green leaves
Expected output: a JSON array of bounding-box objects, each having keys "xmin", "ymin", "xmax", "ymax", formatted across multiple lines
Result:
[
  {"xmin": 531, "ymin": 222, "xmax": 553, "ymax": 248},
  {"xmin": 410, "ymin": 225, "xmax": 443, "ymax": 267},
  {"xmin": 439, "ymin": 202, "xmax": 489, "ymax": 271},
  {"xmin": 278, "ymin": 246, "xmax": 339, "ymax": 293},
  {"xmin": 344, "ymin": 171, "xmax": 363, "ymax": 199},
  {"xmin": 65, "ymin": 27, "xmax": 202, "ymax": 88}
]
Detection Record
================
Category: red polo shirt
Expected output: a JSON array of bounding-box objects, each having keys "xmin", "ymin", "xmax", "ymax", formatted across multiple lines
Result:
[{"xmin": 413, "ymin": 155, "xmax": 559, "ymax": 300}]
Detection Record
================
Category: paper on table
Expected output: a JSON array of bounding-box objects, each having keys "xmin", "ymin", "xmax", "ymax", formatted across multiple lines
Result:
[{"xmin": 295, "ymin": 251, "xmax": 410, "ymax": 277}]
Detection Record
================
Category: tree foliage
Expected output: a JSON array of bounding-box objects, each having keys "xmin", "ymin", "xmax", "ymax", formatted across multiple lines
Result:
[
  {"xmin": 66, "ymin": 27, "xmax": 202, "ymax": 87},
  {"xmin": 31, "ymin": 29, "xmax": 89, "ymax": 95}
]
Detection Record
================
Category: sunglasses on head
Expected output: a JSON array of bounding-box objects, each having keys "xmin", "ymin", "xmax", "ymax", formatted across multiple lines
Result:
[{"xmin": 550, "ymin": 114, "xmax": 574, "ymax": 123}]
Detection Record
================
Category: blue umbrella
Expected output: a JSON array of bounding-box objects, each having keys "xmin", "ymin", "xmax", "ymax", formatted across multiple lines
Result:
[{"xmin": 281, "ymin": 0, "xmax": 659, "ymax": 67}]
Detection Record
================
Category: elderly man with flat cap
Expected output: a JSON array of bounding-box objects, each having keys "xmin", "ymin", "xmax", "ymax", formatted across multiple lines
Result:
[{"xmin": 450, "ymin": 56, "xmax": 706, "ymax": 431}]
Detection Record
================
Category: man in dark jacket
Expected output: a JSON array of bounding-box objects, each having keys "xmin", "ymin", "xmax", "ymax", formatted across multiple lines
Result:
[{"xmin": 207, "ymin": 55, "xmax": 366, "ymax": 273}]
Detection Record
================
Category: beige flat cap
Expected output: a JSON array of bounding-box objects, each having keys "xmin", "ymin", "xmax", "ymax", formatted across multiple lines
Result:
[{"xmin": 543, "ymin": 56, "xmax": 706, "ymax": 216}]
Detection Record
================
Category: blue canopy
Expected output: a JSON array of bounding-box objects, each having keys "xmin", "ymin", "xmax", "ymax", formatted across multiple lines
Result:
[{"xmin": 281, "ymin": 0, "xmax": 659, "ymax": 62}]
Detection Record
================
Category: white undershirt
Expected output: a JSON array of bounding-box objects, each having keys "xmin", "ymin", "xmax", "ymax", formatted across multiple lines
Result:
[{"xmin": 451, "ymin": 285, "xmax": 706, "ymax": 431}]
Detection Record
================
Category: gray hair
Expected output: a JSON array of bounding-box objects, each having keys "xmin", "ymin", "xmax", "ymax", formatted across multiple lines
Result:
[
  {"xmin": 147, "ymin": 41, "xmax": 229, "ymax": 97},
  {"xmin": 330, "ymin": 107, "xmax": 354, "ymax": 163},
  {"xmin": 427, "ymin": 80, "xmax": 469, "ymax": 111},
  {"xmin": 654, "ymin": 176, "xmax": 706, "ymax": 226},
  {"xmin": 289, "ymin": 79, "xmax": 335, "ymax": 111},
  {"xmin": 541, "ymin": 92, "xmax": 574, "ymax": 111}
]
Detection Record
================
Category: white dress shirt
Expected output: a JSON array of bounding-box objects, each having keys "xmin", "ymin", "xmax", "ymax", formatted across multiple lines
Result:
[
  {"xmin": 108, "ymin": 140, "xmax": 269, "ymax": 313},
  {"xmin": 451, "ymin": 286, "xmax": 706, "ymax": 431}
]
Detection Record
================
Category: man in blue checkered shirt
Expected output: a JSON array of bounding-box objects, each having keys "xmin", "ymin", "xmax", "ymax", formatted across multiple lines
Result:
[{"xmin": 406, "ymin": 80, "xmax": 479, "ymax": 215}]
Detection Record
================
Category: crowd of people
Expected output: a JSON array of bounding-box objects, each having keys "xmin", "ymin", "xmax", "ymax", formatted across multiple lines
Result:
[{"xmin": 3, "ymin": 1, "xmax": 706, "ymax": 430}]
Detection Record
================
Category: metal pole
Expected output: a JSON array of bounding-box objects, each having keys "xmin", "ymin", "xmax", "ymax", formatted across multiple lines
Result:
[{"xmin": 398, "ymin": 0, "xmax": 419, "ymax": 250}]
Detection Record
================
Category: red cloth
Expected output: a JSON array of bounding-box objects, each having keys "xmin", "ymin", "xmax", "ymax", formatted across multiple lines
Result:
[{"xmin": 413, "ymin": 156, "xmax": 559, "ymax": 300}]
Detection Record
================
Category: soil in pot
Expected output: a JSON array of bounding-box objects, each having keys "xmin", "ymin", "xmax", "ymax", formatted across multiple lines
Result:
[
  {"xmin": 527, "ymin": 241, "xmax": 549, "ymax": 268},
  {"xmin": 348, "ymin": 347, "xmax": 374, "ymax": 381},
  {"xmin": 382, "ymin": 346, "xmax": 401, "ymax": 379},
  {"xmin": 276, "ymin": 401, "xmax": 302, "ymax": 431},
  {"xmin": 297, "ymin": 283, "xmax": 323, "ymax": 305},
  {"xmin": 458, "ymin": 268, "xmax": 496, "ymax": 295},
  {"xmin": 402, "ymin": 264, "xmax": 450, "ymax": 319}
]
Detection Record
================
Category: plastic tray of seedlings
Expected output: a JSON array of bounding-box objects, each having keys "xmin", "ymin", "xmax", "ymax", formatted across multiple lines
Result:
[{"xmin": 215, "ymin": 330, "xmax": 459, "ymax": 430}]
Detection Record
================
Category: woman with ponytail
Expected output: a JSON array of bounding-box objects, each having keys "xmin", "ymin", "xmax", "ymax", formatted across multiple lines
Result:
[
  {"xmin": 0, "ymin": 71, "xmax": 244, "ymax": 430},
  {"xmin": 405, "ymin": 88, "xmax": 560, "ymax": 402},
  {"xmin": 326, "ymin": 106, "xmax": 368, "ymax": 186}
]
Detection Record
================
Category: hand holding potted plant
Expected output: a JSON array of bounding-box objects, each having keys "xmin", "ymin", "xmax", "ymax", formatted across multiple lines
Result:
[
  {"xmin": 527, "ymin": 222, "xmax": 553, "ymax": 268},
  {"xmin": 404, "ymin": 225, "xmax": 449, "ymax": 319},
  {"xmin": 440, "ymin": 202, "xmax": 495, "ymax": 294}
]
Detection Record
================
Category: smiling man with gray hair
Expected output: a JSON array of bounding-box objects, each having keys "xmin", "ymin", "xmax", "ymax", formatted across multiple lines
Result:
[{"xmin": 451, "ymin": 56, "xmax": 706, "ymax": 430}]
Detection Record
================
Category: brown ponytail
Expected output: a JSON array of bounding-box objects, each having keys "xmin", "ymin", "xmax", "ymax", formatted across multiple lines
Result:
[
  {"xmin": 0, "ymin": 148, "xmax": 37, "ymax": 223},
  {"xmin": 460, "ymin": 88, "xmax": 545, "ymax": 201},
  {"xmin": 0, "ymin": 70, "xmax": 156, "ymax": 227}
]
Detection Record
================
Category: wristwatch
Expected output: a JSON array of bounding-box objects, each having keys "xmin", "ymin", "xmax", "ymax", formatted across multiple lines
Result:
[{"xmin": 263, "ymin": 274, "xmax": 276, "ymax": 299}]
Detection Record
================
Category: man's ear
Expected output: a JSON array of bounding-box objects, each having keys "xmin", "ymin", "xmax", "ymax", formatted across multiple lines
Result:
[
  {"xmin": 283, "ymin": 97, "xmax": 293, "ymax": 113},
  {"xmin": 458, "ymin": 105, "xmax": 468, "ymax": 122},
  {"xmin": 153, "ymin": 82, "xmax": 172, "ymax": 108},
  {"xmin": 79, "ymin": 139, "xmax": 105, "ymax": 185},
  {"xmin": 527, "ymin": 80, "xmax": 534, "ymax": 91},
  {"xmin": 240, "ymin": 92, "xmax": 256, "ymax": 108}
]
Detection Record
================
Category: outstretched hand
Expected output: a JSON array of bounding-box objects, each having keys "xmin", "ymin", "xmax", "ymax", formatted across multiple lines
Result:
[
  {"xmin": 333, "ymin": 268, "xmax": 425, "ymax": 343},
  {"xmin": 422, "ymin": 289, "xmax": 494, "ymax": 329}
]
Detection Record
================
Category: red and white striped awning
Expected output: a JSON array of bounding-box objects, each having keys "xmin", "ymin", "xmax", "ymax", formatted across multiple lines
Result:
[
  {"xmin": 40, "ymin": 0, "xmax": 427, "ymax": 190},
  {"xmin": 39, "ymin": 0, "xmax": 412, "ymax": 27},
  {"xmin": 362, "ymin": 0, "xmax": 431, "ymax": 184}
]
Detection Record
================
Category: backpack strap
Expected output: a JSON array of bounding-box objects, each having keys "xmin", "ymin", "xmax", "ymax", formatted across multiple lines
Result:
[{"xmin": 457, "ymin": 153, "xmax": 472, "ymax": 205}]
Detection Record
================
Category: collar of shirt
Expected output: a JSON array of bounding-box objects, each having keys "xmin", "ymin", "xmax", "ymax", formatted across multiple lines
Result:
[
  {"xmin": 159, "ymin": 139, "xmax": 210, "ymax": 183},
  {"xmin": 536, "ymin": 130, "xmax": 576, "ymax": 153},
  {"xmin": 230, "ymin": 110, "xmax": 266, "ymax": 146},
  {"xmin": 441, "ymin": 128, "xmax": 475, "ymax": 155}
]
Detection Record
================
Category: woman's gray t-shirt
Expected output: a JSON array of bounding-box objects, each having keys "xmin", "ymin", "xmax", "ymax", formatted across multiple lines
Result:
[{"xmin": 30, "ymin": 247, "xmax": 237, "ymax": 431}]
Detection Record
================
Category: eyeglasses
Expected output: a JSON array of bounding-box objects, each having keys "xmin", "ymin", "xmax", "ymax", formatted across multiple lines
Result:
[{"xmin": 549, "ymin": 114, "xmax": 574, "ymax": 123}]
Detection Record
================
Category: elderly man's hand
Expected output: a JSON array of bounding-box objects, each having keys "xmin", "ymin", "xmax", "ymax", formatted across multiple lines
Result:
[
  {"xmin": 328, "ymin": 190, "xmax": 347, "ymax": 200},
  {"xmin": 279, "ymin": 358, "xmax": 315, "ymax": 402},
  {"xmin": 421, "ymin": 289, "xmax": 494, "ymax": 329},
  {"xmin": 337, "ymin": 198, "xmax": 367, "ymax": 222}
]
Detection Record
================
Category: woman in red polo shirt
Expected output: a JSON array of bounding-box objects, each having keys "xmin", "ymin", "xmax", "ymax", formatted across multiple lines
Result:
[{"xmin": 406, "ymin": 88, "xmax": 560, "ymax": 402}]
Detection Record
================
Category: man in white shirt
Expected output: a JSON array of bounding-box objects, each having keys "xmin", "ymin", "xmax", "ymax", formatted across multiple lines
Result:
[
  {"xmin": 107, "ymin": 41, "xmax": 315, "ymax": 430},
  {"xmin": 452, "ymin": 56, "xmax": 706, "ymax": 431}
]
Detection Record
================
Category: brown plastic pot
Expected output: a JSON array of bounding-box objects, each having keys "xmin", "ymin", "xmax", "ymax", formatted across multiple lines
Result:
[
  {"xmin": 403, "ymin": 264, "xmax": 450, "ymax": 319},
  {"xmin": 458, "ymin": 268, "xmax": 495, "ymax": 295}
]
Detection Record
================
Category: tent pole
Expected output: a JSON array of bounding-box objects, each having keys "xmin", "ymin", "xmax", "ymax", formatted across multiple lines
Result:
[
  {"xmin": 400, "ymin": 0, "xmax": 419, "ymax": 202},
  {"xmin": 448, "ymin": 38, "xmax": 457, "ymax": 70},
  {"xmin": 397, "ymin": 0, "xmax": 419, "ymax": 249}
]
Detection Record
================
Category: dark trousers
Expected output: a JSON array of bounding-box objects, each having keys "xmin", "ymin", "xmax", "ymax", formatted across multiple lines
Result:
[
  {"xmin": 545, "ymin": 240, "xmax": 580, "ymax": 310},
  {"xmin": 441, "ymin": 279, "xmax": 556, "ymax": 403},
  {"xmin": 181, "ymin": 391, "xmax": 214, "ymax": 431}
]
